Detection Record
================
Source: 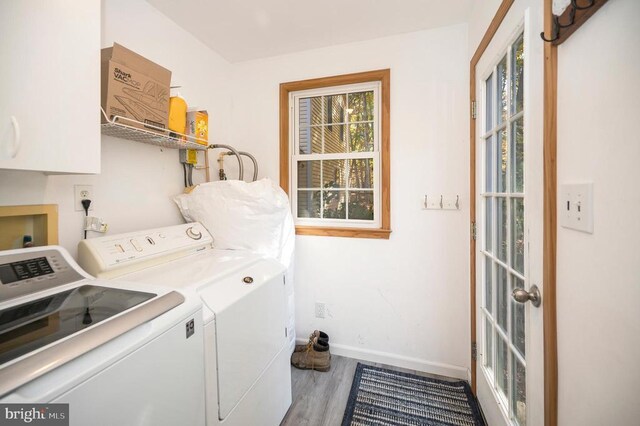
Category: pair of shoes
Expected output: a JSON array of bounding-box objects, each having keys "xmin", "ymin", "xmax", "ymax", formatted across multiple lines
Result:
[
  {"xmin": 291, "ymin": 330, "xmax": 331, "ymax": 372},
  {"xmin": 294, "ymin": 330, "xmax": 329, "ymax": 352}
]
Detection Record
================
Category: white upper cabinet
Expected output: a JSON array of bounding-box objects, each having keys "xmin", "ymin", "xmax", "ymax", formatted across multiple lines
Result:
[{"xmin": 0, "ymin": 1, "xmax": 100, "ymax": 174}]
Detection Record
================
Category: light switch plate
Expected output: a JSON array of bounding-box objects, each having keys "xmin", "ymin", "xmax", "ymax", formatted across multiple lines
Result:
[{"xmin": 560, "ymin": 183, "xmax": 593, "ymax": 233}]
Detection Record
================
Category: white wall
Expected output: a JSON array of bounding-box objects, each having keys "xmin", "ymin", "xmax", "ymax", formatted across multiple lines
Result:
[
  {"xmin": 467, "ymin": 0, "xmax": 503, "ymax": 59},
  {"xmin": 229, "ymin": 25, "xmax": 471, "ymax": 377},
  {"xmin": 556, "ymin": 0, "xmax": 640, "ymax": 423},
  {"xmin": 0, "ymin": 0, "xmax": 232, "ymax": 258}
]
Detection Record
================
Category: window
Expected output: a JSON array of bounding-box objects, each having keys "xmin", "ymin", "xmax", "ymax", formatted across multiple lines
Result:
[{"xmin": 280, "ymin": 70, "xmax": 391, "ymax": 239}]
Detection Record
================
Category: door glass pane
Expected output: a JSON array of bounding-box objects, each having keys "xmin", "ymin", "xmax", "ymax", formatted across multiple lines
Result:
[
  {"xmin": 485, "ymin": 316, "xmax": 493, "ymax": 369},
  {"xmin": 349, "ymin": 123, "xmax": 374, "ymax": 152},
  {"xmin": 485, "ymin": 135, "xmax": 493, "ymax": 192},
  {"xmin": 297, "ymin": 161, "xmax": 321, "ymax": 188},
  {"xmin": 511, "ymin": 275, "xmax": 526, "ymax": 357},
  {"xmin": 322, "ymin": 190, "xmax": 346, "ymax": 219},
  {"xmin": 479, "ymin": 31, "xmax": 526, "ymax": 425},
  {"xmin": 497, "ymin": 129, "xmax": 507, "ymax": 193},
  {"xmin": 496, "ymin": 335, "xmax": 508, "ymax": 398},
  {"xmin": 324, "ymin": 125, "xmax": 347, "ymax": 153},
  {"xmin": 511, "ymin": 198, "xmax": 525, "ymax": 274},
  {"xmin": 485, "ymin": 73, "xmax": 494, "ymax": 132},
  {"xmin": 511, "ymin": 117, "xmax": 524, "ymax": 193},
  {"xmin": 511, "ymin": 34, "xmax": 525, "ymax": 115},
  {"xmin": 297, "ymin": 191, "xmax": 320, "ymax": 218},
  {"xmin": 322, "ymin": 159, "xmax": 346, "ymax": 189},
  {"xmin": 497, "ymin": 197, "xmax": 507, "ymax": 262},
  {"xmin": 485, "ymin": 197, "xmax": 493, "ymax": 253},
  {"xmin": 485, "ymin": 256, "xmax": 493, "ymax": 315},
  {"xmin": 497, "ymin": 264, "xmax": 507, "ymax": 332},
  {"xmin": 511, "ymin": 353, "xmax": 526, "ymax": 425},
  {"xmin": 497, "ymin": 55, "xmax": 508, "ymax": 125},
  {"xmin": 348, "ymin": 191, "xmax": 374, "ymax": 220},
  {"xmin": 348, "ymin": 91, "xmax": 374, "ymax": 122}
]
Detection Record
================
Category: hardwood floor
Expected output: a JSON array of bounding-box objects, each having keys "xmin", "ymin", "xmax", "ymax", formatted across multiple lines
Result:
[{"xmin": 280, "ymin": 354, "xmax": 460, "ymax": 426}]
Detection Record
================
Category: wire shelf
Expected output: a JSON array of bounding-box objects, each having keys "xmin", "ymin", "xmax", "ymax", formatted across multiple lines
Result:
[{"xmin": 100, "ymin": 108, "xmax": 209, "ymax": 151}]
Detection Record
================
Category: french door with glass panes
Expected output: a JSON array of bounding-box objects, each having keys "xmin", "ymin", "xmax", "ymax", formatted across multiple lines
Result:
[{"xmin": 475, "ymin": 5, "xmax": 544, "ymax": 426}]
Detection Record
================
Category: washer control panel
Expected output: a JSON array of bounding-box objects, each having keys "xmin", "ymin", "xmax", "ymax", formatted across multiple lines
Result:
[
  {"xmin": 0, "ymin": 248, "xmax": 84, "ymax": 302},
  {"xmin": 78, "ymin": 223, "xmax": 213, "ymax": 278}
]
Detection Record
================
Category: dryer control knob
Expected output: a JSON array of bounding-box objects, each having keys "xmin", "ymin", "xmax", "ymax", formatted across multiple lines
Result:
[{"xmin": 186, "ymin": 227, "xmax": 202, "ymax": 240}]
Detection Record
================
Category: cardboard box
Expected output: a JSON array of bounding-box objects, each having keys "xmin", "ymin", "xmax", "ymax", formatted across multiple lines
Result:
[
  {"xmin": 101, "ymin": 43, "xmax": 171, "ymax": 132},
  {"xmin": 186, "ymin": 110, "xmax": 209, "ymax": 145}
]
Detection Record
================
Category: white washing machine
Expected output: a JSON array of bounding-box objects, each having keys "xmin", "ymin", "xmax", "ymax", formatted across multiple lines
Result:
[
  {"xmin": 77, "ymin": 222, "xmax": 292, "ymax": 426},
  {"xmin": 0, "ymin": 246, "xmax": 205, "ymax": 426}
]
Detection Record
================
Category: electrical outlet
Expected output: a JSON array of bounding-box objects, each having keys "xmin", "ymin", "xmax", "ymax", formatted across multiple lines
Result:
[
  {"xmin": 315, "ymin": 302, "xmax": 326, "ymax": 319},
  {"xmin": 74, "ymin": 185, "xmax": 94, "ymax": 212}
]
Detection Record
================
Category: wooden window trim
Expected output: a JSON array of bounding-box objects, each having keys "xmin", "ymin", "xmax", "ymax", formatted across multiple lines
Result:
[{"xmin": 280, "ymin": 69, "xmax": 391, "ymax": 239}]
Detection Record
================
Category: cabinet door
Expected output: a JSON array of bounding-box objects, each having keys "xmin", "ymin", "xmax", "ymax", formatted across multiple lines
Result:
[{"xmin": 0, "ymin": 0, "xmax": 100, "ymax": 173}]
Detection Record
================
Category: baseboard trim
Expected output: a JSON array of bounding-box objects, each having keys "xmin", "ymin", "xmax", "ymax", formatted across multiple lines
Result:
[{"xmin": 295, "ymin": 339, "xmax": 469, "ymax": 380}]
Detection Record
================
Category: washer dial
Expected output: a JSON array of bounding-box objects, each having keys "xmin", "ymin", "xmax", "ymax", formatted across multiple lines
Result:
[{"xmin": 185, "ymin": 227, "xmax": 202, "ymax": 240}]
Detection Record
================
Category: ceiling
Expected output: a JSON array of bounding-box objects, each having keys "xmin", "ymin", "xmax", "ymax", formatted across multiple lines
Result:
[{"xmin": 146, "ymin": 0, "xmax": 473, "ymax": 63}]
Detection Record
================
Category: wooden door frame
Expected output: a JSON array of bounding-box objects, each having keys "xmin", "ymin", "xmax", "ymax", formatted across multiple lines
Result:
[{"xmin": 469, "ymin": 1, "xmax": 558, "ymax": 425}]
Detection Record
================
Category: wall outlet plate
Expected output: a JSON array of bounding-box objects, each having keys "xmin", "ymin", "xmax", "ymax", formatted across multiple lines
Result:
[
  {"xmin": 315, "ymin": 302, "xmax": 326, "ymax": 319},
  {"xmin": 74, "ymin": 185, "xmax": 94, "ymax": 212}
]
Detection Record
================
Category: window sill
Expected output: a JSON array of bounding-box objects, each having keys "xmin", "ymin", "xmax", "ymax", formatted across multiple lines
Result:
[{"xmin": 295, "ymin": 226, "xmax": 392, "ymax": 239}]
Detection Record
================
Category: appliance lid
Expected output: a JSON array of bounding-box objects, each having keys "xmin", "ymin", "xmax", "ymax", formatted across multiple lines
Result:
[
  {"xmin": 120, "ymin": 248, "xmax": 264, "ymax": 291},
  {"xmin": 0, "ymin": 285, "xmax": 156, "ymax": 366},
  {"xmin": 0, "ymin": 287, "xmax": 185, "ymax": 398}
]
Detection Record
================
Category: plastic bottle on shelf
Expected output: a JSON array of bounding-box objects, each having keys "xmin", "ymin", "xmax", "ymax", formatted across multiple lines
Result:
[{"xmin": 168, "ymin": 92, "xmax": 187, "ymax": 137}]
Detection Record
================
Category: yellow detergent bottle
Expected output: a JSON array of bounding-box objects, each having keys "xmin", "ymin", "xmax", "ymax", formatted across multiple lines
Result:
[{"xmin": 168, "ymin": 92, "xmax": 187, "ymax": 135}]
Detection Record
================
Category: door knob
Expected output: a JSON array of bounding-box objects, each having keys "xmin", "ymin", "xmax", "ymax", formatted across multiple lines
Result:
[{"xmin": 512, "ymin": 284, "xmax": 541, "ymax": 307}]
